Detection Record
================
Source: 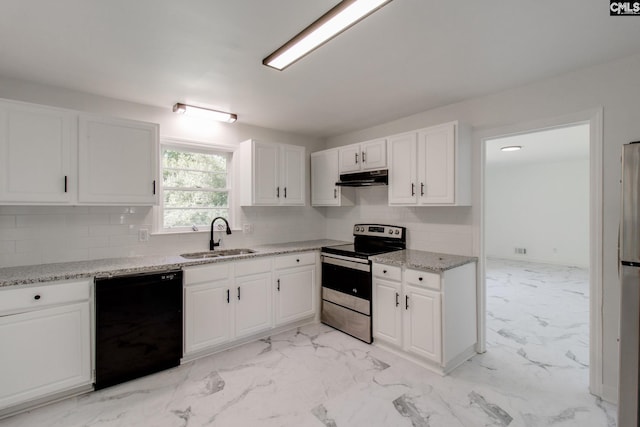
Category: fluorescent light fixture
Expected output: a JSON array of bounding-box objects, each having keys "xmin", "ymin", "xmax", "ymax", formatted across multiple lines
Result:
[
  {"xmin": 500, "ymin": 145, "xmax": 522, "ymax": 152},
  {"xmin": 263, "ymin": 0, "xmax": 393, "ymax": 71},
  {"xmin": 173, "ymin": 103, "xmax": 237, "ymax": 123}
]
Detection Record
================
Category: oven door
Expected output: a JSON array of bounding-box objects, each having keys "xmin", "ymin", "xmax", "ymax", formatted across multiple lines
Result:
[{"xmin": 321, "ymin": 255, "xmax": 371, "ymax": 301}]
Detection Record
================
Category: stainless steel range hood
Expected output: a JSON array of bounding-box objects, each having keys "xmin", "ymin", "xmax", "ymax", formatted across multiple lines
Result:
[{"xmin": 335, "ymin": 170, "xmax": 388, "ymax": 187}]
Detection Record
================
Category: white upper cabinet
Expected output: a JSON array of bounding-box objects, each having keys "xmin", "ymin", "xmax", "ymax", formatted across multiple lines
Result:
[
  {"xmin": 78, "ymin": 114, "xmax": 158, "ymax": 205},
  {"xmin": 0, "ymin": 100, "xmax": 76, "ymax": 204},
  {"xmin": 338, "ymin": 138, "xmax": 387, "ymax": 174},
  {"xmin": 311, "ymin": 148, "xmax": 354, "ymax": 206},
  {"xmin": 389, "ymin": 121, "xmax": 470, "ymax": 206},
  {"xmin": 236, "ymin": 139, "xmax": 306, "ymax": 206},
  {"xmin": 388, "ymin": 132, "xmax": 418, "ymax": 205}
]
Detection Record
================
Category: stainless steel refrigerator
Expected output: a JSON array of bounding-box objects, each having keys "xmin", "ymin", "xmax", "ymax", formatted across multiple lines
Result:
[{"xmin": 619, "ymin": 141, "xmax": 640, "ymax": 426}]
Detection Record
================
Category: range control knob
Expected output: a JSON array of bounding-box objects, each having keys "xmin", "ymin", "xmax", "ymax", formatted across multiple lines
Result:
[
  {"xmin": 395, "ymin": 229, "xmax": 400, "ymax": 235},
  {"xmin": 356, "ymin": 226, "xmax": 361, "ymax": 232},
  {"xmin": 388, "ymin": 229, "xmax": 393, "ymax": 234}
]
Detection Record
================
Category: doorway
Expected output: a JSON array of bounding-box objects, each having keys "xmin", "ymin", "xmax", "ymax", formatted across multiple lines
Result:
[{"xmin": 478, "ymin": 110, "xmax": 604, "ymax": 398}]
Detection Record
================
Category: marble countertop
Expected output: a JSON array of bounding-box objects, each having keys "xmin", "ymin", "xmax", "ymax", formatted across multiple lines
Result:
[
  {"xmin": 0, "ymin": 239, "xmax": 348, "ymax": 288},
  {"xmin": 370, "ymin": 249, "xmax": 477, "ymax": 273}
]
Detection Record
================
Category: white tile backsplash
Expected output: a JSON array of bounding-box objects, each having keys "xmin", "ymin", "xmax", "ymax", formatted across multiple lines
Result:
[{"xmin": 0, "ymin": 204, "xmax": 327, "ymax": 268}]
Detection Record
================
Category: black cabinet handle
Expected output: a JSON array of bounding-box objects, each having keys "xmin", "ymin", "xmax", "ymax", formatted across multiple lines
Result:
[
  {"xmin": 383, "ymin": 269, "xmax": 387, "ymax": 274},
  {"xmin": 227, "ymin": 289, "xmax": 230, "ymax": 303},
  {"xmin": 64, "ymin": 176, "xmax": 68, "ymax": 193},
  {"xmin": 276, "ymin": 187, "xmax": 280, "ymax": 198},
  {"xmin": 362, "ymin": 152, "xmax": 366, "ymax": 163},
  {"xmin": 277, "ymin": 279, "xmax": 280, "ymax": 291},
  {"xmin": 284, "ymin": 187, "xmax": 287, "ymax": 198},
  {"xmin": 34, "ymin": 294, "xmax": 41, "ymax": 301},
  {"xmin": 237, "ymin": 286, "xmax": 241, "ymax": 300},
  {"xmin": 405, "ymin": 295, "xmax": 409, "ymax": 310},
  {"xmin": 395, "ymin": 292, "xmax": 399, "ymax": 307},
  {"xmin": 334, "ymin": 189, "xmax": 337, "ymax": 199},
  {"xmin": 420, "ymin": 182, "xmax": 424, "ymax": 196},
  {"xmin": 355, "ymin": 153, "xmax": 359, "ymax": 164},
  {"xmin": 411, "ymin": 183, "xmax": 415, "ymax": 196},
  {"xmin": 153, "ymin": 180, "xmax": 156, "ymax": 195}
]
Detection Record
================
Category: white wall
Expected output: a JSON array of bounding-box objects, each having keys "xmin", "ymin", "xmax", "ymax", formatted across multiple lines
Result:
[
  {"xmin": 0, "ymin": 77, "xmax": 326, "ymax": 268},
  {"xmin": 485, "ymin": 158, "xmax": 589, "ymax": 267},
  {"xmin": 325, "ymin": 52, "xmax": 640, "ymax": 400}
]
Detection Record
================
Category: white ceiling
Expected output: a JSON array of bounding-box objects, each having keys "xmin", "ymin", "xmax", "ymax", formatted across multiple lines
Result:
[
  {"xmin": 485, "ymin": 123, "xmax": 590, "ymax": 166},
  {"xmin": 1, "ymin": 1, "xmax": 639, "ymax": 138}
]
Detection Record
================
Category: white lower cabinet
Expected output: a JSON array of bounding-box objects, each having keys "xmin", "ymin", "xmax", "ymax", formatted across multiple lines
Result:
[
  {"xmin": 373, "ymin": 262, "xmax": 476, "ymax": 374},
  {"xmin": 183, "ymin": 252, "xmax": 317, "ymax": 359},
  {"xmin": 274, "ymin": 252, "xmax": 316, "ymax": 326},
  {"xmin": 403, "ymin": 284, "xmax": 442, "ymax": 363},
  {"xmin": 0, "ymin": 279, "xmax": 92, "ymax": 415},
  {"xmin": 234, "ymin": 271, "xmax": 272, "ymax": 339}
]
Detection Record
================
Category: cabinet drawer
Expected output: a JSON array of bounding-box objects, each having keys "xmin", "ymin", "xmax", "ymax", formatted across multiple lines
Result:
[
  {"xmin": 184, "ymin": 263, "xmax": 230, "ymax": 285},
  {"xmin": 0, "ymin": 279, "xmax": 91, "ymax": 315},
  {"xmin": 405, "ymin": 269, "xmax": 440, "ymax": 291},
  {"xmin": 372, "ymin": 263, "xmax": 401, "ymax": 281},
  {"xmin": 274, "ymin": 252, "xmax": 316, "ymax": 269},
  {"xmin": 234, "ymin": 258, "xmax": 272, "ymax": 277}
]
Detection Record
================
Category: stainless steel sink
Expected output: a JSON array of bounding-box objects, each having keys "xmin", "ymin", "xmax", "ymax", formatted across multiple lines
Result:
[{"xmin": 180, "ymin": 249, "xmax": 255, "ymax": 259}]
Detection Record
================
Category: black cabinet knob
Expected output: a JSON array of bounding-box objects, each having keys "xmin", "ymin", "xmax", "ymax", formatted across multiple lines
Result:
[
  {"xmin": 418, "ymin": 277, "xmax": 423, "ymax": 281},
  {"xmin": 383, "ymin": 270, "xmax": 387, "ymax": 274},
  {"xmin": 34, "ymin": 294, "xmax": 41, "ymax": 300}
]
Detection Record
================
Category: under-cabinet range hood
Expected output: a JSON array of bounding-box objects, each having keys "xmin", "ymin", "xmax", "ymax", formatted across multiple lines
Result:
[{"xmin": 335, "ymin": 170, "xmax": 388, "ymax": 187}]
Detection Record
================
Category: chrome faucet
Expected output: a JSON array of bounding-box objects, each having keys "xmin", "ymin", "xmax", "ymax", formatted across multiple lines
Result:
[{"xmin": 210, "ymin": 217, "xmax": 232, "ymax": 250}]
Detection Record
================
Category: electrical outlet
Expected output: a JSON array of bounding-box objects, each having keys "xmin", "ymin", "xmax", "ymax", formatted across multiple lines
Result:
[
  {"xmin": 243, "ymin": 223, "xmax": 254, "ymax": 234},
  {"xmin": 138, "ymin": 228, "xmax": 149, "ymax": 242}
]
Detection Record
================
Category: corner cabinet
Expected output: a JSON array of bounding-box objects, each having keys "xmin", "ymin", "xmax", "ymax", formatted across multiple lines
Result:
[
  {"xmin": 236, "ymin": 139, "xmax": 305, "ymax": 206},
  {"xmin": 372, "ymin": 262, "xmax": 477, "ymax": 374},
  {"xmin": 338, "ymin": 138, "xmax": 387, "ymax": 173},
  {"xmin": 311, "ymin": 148, "xmax": 354, "ymax": 206},
  {"xmin": 0, "ymin": 100, "xmax": 76, "ymax": 204},
  {"xmin": 388, "ymin": 121, "xmax": 471, "ymax": 206},
  {"xmin": 78, "ymin": 114, "xmax": 159, "ymax": 205},
  {"xmin": 0, "ymin": 279, "xmax": 92, "ymax": 416}
]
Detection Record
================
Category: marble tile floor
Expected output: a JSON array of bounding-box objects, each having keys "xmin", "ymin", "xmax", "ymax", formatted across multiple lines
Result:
[{"xmin": 2, "ymin": 258, "xmax": 616, "ymax": 426}]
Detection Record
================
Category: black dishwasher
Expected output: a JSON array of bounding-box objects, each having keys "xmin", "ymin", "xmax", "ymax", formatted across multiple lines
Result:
[{"xmin": 95, "ymin": 270, "xmax": 183, "ymax": 390}]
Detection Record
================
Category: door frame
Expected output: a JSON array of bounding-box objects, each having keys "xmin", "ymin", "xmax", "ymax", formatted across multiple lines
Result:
[{"xmin": 475, "ymin": 108, "xmax": 604, "ymax": 398}]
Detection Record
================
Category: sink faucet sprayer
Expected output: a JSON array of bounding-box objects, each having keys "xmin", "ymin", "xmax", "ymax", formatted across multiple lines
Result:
[{"xmin": 210, "ymin": 217, "xmax": 232, "ymax": 250}]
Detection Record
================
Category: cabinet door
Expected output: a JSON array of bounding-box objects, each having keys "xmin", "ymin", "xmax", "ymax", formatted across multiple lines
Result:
[
  {"xmin": 252, "ymin": 141, "xmax": 280, "ymax": 205},
  {"xmin": 275, "ymin": 266, "xmax": 315, "ymax": 325},
  {"xmin": 0, "ymin": 101, "xmax": 74, "ymax": 203},
  {"xmin": 361, "ymin": 139, "xmax": 386, "ymax": 170},
  {"xmin": 78, "ymin": 115, "xmax": 158, "ymax": 204},
  {"xmin": 0, "ymin": 302, "xmax": 91, "ymax": 409},
  {"xmin": 235, "ymin": 273, "xmax": 272, "ymax": 338},
  {"xmin": 388, "ymin": 132, "xmax": 417, "ymax": 205},
  {"xmin": 184, "ymin": 281, "xmax": 232, "ymax": 354},
  {"xmin": 403, "ymin": 285, "xmax": 442, "ymax": 363},
  {"xmin": 338, "ymin": 144, "xmax": 361, "ymax": 173},
  {"xmin": 281, "ymin": 144, "xmax": 305, "ymax": 205},
  {"xmin": 311, "ymin": 149, "xmax": 340, "ymax": 206},
  {"xmin": 418, "ymin": 123, "xmax": 455, "ymax": 204},
  {"xmin": 373, "ymin": 278, "xmax": 402, "ymax": 347}
]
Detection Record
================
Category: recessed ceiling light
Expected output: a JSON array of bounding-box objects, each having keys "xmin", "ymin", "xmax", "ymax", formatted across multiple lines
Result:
[
  {"xmin": 263, "ymin": 0, "xmax": 393, "ymax": 71},
  {"xmin": 500, "ymin": 145, "xmax": 522, "ymax": 152},
  {"xmin": 173, "ymin": 103, "xmax": 237, "ymax": 123}
]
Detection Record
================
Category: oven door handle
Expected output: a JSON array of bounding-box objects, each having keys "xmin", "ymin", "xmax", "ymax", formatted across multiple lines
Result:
[{"xmin": 321, "ymin": 255, "xmax": 371, "ymax": 272}]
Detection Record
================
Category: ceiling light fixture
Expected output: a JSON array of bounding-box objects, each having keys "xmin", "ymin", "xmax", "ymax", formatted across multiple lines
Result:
[
  {"xmin": 173, "ymin": 103, "xmax": 237, "ymax": 123},
  {"xmin": 262, "ymin": 0, "xmax": 393, "ymax": 71},
  {"xmin": 500, "ymin": 145, "xmax": 522, "ymax": 152}
]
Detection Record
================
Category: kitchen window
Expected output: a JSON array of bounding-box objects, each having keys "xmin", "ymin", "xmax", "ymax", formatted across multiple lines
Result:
[{"xmin": 159, "ymin": 142, "xmax": 232, "ymax": 232}]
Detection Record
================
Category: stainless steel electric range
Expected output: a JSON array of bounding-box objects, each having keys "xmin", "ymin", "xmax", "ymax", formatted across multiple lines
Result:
[{"xmin": 320, "ymin": 224, "xmax": 406, "ymax": 343}]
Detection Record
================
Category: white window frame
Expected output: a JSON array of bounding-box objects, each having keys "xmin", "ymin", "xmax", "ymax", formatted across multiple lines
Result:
[{"xmin": 155, "ymin": 138, "xmax": 235, "ymax": 234}]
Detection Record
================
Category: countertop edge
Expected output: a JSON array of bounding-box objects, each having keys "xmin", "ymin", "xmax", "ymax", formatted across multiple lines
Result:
[
  {"xmin": 370, "ymin": 250, "xmax": 478, "ymax": 273},
  {"xmin": 0, "ymin": 239, "xmax": 349, "ymax": 288}
]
